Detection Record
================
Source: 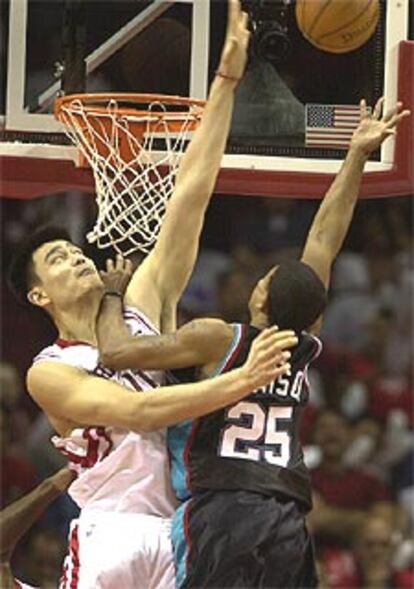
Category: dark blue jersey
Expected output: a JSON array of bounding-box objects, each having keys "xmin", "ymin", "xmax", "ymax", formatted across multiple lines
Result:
[{"xmin": 167, "ymin": 324, "xmax": 322, "ymax": 511}]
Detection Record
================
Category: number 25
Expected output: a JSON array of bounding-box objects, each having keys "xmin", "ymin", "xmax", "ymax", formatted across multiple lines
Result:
[{"xmin": 219, "ymin": 402, "xmax": 293, "ymax": 467}]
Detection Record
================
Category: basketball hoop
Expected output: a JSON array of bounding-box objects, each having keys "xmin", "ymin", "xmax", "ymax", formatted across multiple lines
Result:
[{"xmin": 55, "ymin": 93, "xmax": 205, "ymax": 255}]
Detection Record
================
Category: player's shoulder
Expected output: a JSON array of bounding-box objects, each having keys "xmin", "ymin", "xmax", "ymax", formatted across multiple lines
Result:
[
  {"xmin": 27, "ymin": 357, "xmax": 82, "ymax": 391},
  {"xmin": 32, "ymin": 339, "xmax": 100, "ymax": 373},
  {"xmin": 32, "ymin": 342, "xmax": 63, "ymax": 365}
]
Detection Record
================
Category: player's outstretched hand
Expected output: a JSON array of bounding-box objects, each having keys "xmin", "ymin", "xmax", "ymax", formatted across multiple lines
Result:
[
  {"xmin": 351, "ymin": 97, "xmax": 410, "ymax": 156},
  {"xmin": 100, "ymin": 254, "xmax": 133, "ymax": 297},
  {"xmin": 242, "ymin": 326, "xmax": 298, "ymax": 391},
  {"xmin": 217, "ymin": 0, "xmax": 250, "ymax": 82}
]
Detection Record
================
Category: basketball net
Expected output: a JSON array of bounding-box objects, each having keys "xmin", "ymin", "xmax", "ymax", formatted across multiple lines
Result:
[{"xmin": 55, "ymin": 93, "xmax": 205, "ymax": 255}]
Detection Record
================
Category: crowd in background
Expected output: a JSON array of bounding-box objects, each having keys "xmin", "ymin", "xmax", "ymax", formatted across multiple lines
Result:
[{"xmin": 1, "ymin": 192, "xmax": 413, "ymax": 588}]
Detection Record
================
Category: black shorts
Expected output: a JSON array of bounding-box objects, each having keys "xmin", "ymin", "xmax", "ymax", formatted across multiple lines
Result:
[{"xmin": 171, "ymin": 490, "xmax": 318, "ymax": 589}]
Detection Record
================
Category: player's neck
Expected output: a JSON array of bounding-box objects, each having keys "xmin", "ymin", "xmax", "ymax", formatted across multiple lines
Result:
[{"xmin": 54, "ymin": 295, "xmax": 100, "ymax": 346}]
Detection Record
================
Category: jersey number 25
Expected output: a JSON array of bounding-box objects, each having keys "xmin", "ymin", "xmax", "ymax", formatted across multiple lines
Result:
[{"xmin": 218, "ymin": 401, "xmax": 293, "ymax": 467}]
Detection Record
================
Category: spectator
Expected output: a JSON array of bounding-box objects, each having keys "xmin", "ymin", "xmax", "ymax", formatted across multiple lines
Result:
[
  {"xmin": 308, "ymin": 409, "xmax": 393, "ymax": 547},
  {"xmin": 351, "ymin": 516, "xmax": 414, "ymax": 589},
  {"xmin": 1, "ymin": 404, "xmax": 38, "ymax": 509},
  {"xmin": 0, "ymin": 361, "xmax": 31, "ymax": 447},
  {"xmin": 321, "ymin": 250, "xmax": 399, "ymax": 353},
  {"xmin": 216, "ymin": 266, "xmax": 255, "ymax": 323},
  {"xmin": 320, "ymin": 516, "xmax": 414, "ymax": 589},
  {"xmin": 16, "ymin": 528, "xmax": 66, "ymax": 588}
]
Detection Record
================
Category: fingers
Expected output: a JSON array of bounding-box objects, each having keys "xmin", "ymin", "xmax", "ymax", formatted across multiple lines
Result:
[
  {"xmin": 227, "ymin": 0, "xmax": 240, "ymax": 32},
  {"xmin": 103, "ymin": 255, "xmax": 132, "ymax": 275},
  {"xmin": 360, "ymin": 98, "xmax": 369, "ymax": 119},
  {"xmin": 265, "ymin": 361, "xmax": 291, "ymax": 381},
  {"xmin": 361, "ymin": 98, "xmax": 410, "ymax": 127},
  {"xmin": 382, "ymin": 100, "xmax": 402, "ymax": 123},
  {"xmin": 385, "ymin": 108, "xmax": 411, "ymax": 129},
  {"xmin": 252, "ymin": 328, "xmax": 298, "ymax": 376},
  {"xmin": 255, "ymin": 349, "xmax": 292, "ymax": 382},
  {"xmin": 228, "ymin": 0, "xmax": 249, "ymax": 36},
  {"xmin": 105, "ymin": 255, "xmax": 130, "ymax": 269},
  {"xmin": 254, "ymin": 326, "xmax": 298, "ymax": 352},
  {"xmin": 240, "ymin": 9, "xmax": 249, "ymax": 32},
  {"xmin": 373, "ymin": 96, "xmax": 385, "ymax": 120}
]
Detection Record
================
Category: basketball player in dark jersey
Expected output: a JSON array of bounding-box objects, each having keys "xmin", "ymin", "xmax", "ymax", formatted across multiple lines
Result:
[{"xmin": 96, "ymin": 99, "xmax": 410, "ymax": 587}]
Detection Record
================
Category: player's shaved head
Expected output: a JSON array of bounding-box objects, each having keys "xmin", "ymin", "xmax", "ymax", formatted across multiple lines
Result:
[{"xmin": 267, "ymin": 260, "xmax": 327, "ymax": 332}]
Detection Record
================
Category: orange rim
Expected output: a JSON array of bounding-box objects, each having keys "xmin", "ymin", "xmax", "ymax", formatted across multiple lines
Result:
[
  {"xmin": 55, "ymin": 92, "xmax": 205, "ymax": 120},
  {"xmin": 54, "ymin": 93, "xmax": 206, "ymax": 165}
]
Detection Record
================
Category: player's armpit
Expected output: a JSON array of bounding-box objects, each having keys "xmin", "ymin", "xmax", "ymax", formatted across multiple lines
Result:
[
  {"xmin": 123, "ymin": 258, "xmax": 163, "ymax": 331},
  {"xmin": 100, "ymin": 318, "xmax": 235, "ymax": 372}
]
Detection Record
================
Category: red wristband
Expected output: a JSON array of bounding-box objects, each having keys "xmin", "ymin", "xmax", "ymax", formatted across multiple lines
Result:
[{"xmin": 215, "ymin": 70, "xmax": 241, "ymax": 83}]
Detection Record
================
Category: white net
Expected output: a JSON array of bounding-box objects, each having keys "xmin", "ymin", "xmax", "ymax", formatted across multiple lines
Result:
[{"xmin": 57, "ymin": 95, "xmax": 204, "ymax": 255}]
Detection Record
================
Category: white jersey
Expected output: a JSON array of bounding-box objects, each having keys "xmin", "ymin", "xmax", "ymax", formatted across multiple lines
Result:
[{"xmin": 32, "ymin": 306, "xmax": 177, "ymax": 517}]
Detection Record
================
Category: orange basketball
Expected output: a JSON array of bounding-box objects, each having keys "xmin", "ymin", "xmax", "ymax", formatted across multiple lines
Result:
[{"xmin": 295, "ymin": 0, "xmax": 380, "ymax": 54}]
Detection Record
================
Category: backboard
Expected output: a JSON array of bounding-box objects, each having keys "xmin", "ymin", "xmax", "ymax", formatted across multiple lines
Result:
[{"xmin": 0, "ymin": 0, "xmax": 413, "ymax": 200}]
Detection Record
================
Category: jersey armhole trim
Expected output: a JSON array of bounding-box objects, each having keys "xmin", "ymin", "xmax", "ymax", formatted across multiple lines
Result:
[{"xmin": 208, "ymin": 323, "xmax": 247, "ymax": 378}]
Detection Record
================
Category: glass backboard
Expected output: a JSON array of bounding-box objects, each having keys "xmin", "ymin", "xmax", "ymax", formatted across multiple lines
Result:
[{"xmin": 0, "ymin": 0, "xmax": 412, "ymax": 200}]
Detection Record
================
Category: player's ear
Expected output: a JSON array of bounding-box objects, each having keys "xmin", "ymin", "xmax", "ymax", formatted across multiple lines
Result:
[
  {"xmin": 250, "ymin": 266, "xmax": 277, "ymax": 312},
  {"xmin": 27, "ymin": 286, "xmax": 51, "ymax": 308}
]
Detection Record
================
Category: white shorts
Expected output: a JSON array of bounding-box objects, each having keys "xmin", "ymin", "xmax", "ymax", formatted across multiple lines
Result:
[{"xmin": 60, "ymin": 511, "xmax": 175, "ymax": 589}]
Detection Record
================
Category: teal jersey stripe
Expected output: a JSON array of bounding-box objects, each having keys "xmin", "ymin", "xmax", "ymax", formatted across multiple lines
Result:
[
  {"xmin": 209, "ymin": 323, "xmax": 245, "ymax": 377},
  {"xmin": 172, "ymin": 499, "xmax": 192, "ymax": 588},
  {"xmin": 168, "ymin": 419, "xmax": 193, "ymax": 500}
]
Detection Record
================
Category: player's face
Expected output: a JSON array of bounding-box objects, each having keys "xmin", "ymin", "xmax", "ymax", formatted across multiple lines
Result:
[{"xmin": 29, "ymin": 240, "xmax": 102, "ymax": 309}]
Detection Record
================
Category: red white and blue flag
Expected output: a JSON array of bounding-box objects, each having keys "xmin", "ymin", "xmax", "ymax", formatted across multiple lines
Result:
[{"xmin": 305, "ymin": 104, "xmax": 363, "ymax": 149}]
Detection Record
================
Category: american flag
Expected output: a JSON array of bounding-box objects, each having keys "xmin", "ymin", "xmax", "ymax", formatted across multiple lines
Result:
[{"xmin": 305, "ymin": 104, "xmax": 363, "ymax": 149}]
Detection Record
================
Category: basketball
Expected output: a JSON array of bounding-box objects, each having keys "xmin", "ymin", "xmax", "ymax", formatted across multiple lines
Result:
[{"xmin": 295, "ymin": 0, "xmax": 380, "ymax": 54}]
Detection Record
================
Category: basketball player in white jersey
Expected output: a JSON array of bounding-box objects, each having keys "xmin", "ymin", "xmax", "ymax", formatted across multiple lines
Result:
[
  {"xmin": 7, "ymin": 3, "xmax": 298, "ymax": 587},
  {"xmin": 1, "ymin": 467, "xmax": 74, "ymax": 589}
]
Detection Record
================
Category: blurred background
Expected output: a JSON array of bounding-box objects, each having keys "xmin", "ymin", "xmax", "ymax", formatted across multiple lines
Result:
[{"xmin": 1, "ymin": 0, "xmax": 413, "ymax": 586}]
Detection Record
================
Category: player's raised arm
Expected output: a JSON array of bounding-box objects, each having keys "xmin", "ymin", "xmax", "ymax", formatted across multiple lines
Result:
[
  {"xmin": 301, "ymin": 98, "xmax": 410, "ymax": 290},
  {"xmin": 28, "ymin": 328, "xmax": 293, "ymax": 433},
  {"xmin": 124, "ymin": 0, "xmax": 250, "ymax": 330}
]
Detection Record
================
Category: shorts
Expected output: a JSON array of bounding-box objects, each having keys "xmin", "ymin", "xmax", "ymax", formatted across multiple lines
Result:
[
  {"xmin": 172, "ymin": 490, "xmax": 318, "ymax": 589},
  {"xmin": 60, "ymin": 511, "xmax": 175, "ymax": 589}
]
